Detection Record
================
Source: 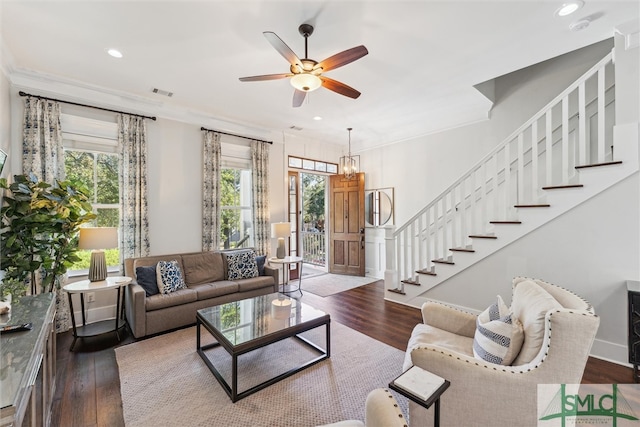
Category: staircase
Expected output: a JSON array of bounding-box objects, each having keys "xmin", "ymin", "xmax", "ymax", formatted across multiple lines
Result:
[{"xmin": 385, "ymin": 49, "xmax": 640, "ymax": 308}]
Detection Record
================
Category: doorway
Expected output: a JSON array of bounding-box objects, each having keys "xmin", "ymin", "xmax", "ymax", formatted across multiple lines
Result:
[{"xmin": 288, "ymin": 171, "xmax": 328, "ymax": 278}]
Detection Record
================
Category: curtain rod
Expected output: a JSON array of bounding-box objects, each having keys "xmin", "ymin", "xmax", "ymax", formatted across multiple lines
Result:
[
  {"xmin": 19, "ymin": 91, "xmax": 157, "ymax": 121},
  {"xmin": 200, "ymin": 126, "xmax": 273, "ymax": 144}
]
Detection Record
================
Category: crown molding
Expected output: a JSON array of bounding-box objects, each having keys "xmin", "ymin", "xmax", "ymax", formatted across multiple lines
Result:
[{"xmin": 8, "ymin": 67, "xmax": 304, "ymax": 144}]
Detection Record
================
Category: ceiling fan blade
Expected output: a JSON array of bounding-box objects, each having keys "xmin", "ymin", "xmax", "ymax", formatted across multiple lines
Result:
[
  {"xmin": 239, "ymin": 73, "xmax": 292, "ymax": 82},
  {"xmin": 292, "ymin": 89, "xmax": 307, "ymax": 107},
  {"xmin": 315, "ymin": 45, "xmax": 368, "ymax": 72},
  {"xmin": 263, "ymin": 31, "xmax": 302, "ymax": 68},
  {"xmin": 320, "ymin": 77, "xmax": 361, "ymax": 99}
]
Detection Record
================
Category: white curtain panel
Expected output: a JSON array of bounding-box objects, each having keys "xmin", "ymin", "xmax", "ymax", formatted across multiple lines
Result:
[
  {"xmin": 202, "ymin": 131, "xmax": 221, "ymax": 251},
  {"xmin": 21, "ymin": 97, "xmax": 71, "ymax": 331},
  {"xmin": 117, "ymin": 114, "xmax": 150, "ymax": 265},
  {"xmin": 251, "ymin": 140, "xmax": 270, "ymax": 256},
  {"xmin": 22, "ymin": 97, "xmax": 64, "ymax": 182}
]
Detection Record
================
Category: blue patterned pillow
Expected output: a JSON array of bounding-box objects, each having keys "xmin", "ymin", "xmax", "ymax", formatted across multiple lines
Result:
[
  {"xmin": 155, "ymin": 260, "xmax": 186, "ymax": 294},
  {"xmin": 225, "ymin": 250, "xmax": 259, "ymax": 280},
  {"xmin": 473, "ymin": 296, "xmax": 524, "ymax": 365}
]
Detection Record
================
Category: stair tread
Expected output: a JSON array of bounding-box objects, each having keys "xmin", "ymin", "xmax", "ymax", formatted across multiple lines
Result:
[
  {"xmin": 490, "ymin": 220, "xmax": 522, "ymax": 224},
  {"xmin": 514, "ymin": 204, "xmax": 551, "ymax": 208},
  {"xmin": 450, "ymin": 247, "xmax": 475, "ymax": 252},
  {"xmin": 388, "ymin": 288, "xmax": 406, "ymax": 295},
  {"xmin": 416, "ymin": 269, "xmax": 437, "ymax": 276},
  {"xmin": 469, "ymin": 234, "xmax": 498, "ymax": 239},
  {"xmin": 432, "ymin": 259, "xmax": 454, "ymax": 265},
  {"xmin": 401, "ymin": 279, "xmax": 421, "ymax": 286},
  {"xmin": 542, "ymin": 184, "xmax": 584, "ymax": 190},
  {"xmin": 575, "ymin": 160, "xmax": 622, "ymax": 169}
]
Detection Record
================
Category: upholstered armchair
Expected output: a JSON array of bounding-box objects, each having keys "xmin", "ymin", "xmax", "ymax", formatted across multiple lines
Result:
[
  {"xmin": 404, "ymin": 277, "xmax": 600, "ymax": 427},
  {"xmin": 318, "ymin": 388, "xmax": 408, "ymax": 427}
]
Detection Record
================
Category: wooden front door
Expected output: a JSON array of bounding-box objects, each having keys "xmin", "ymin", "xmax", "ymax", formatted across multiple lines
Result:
[{"xmin": 329, "ymin": 172, "xmax": 365, "ymax": 276}]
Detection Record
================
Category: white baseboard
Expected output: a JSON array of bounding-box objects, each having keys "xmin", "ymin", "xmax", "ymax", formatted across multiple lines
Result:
[{"xmin": 590, "ymin": 338, "xmax": 631, "ymax": 368}]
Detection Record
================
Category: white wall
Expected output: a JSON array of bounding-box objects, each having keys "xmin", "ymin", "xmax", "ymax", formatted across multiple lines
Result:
[{"xmin": 0, "ymin": 68, "xmax": 11, "ymax": 177}]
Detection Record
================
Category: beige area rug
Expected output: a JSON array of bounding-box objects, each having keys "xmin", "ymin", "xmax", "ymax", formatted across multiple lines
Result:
[
  {"xmin": 116, "ymin": 322, "xmax": 407, "ymax": 427},
  {"xmin": 300, "ymin": 273, "xmax": 378, "ymax": 297}
]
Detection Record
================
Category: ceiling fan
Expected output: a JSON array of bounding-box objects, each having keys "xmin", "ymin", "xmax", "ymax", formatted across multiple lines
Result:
[{"xmin": 239, "ymin": 24, "xmax": 368, "ymax": 107}]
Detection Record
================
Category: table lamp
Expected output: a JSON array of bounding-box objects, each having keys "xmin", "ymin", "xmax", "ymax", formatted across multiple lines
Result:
[
  {"xmin": 78, "ymin": 227, "xmax": 118, "ymax": 281},
  {"xmin": 271, "ymin": 222, "xmax": 291, "ymax": 259}
]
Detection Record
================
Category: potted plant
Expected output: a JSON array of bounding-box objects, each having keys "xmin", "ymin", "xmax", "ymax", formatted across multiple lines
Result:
[{"xmin": 0, "ymin": 173, "xmax": 96, "ymax": 329}]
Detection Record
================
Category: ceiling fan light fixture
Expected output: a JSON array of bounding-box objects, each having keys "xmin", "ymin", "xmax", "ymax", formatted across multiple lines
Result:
[{"xmin": 291, "ymin": 73, "xmax": 322, "ymax": 92}]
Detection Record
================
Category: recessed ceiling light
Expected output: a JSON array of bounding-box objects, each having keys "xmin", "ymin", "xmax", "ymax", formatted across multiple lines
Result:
[
  {"xmin": 313, "ymin": 116, "xmax": 322, "ymax": 121},
  {"xmin": 555, "ymin": 1, "xmax": 584, "ymax": 17},
  {"xmin": 107, "ymin": 48, "xmax": 123, "ymax": 58}
]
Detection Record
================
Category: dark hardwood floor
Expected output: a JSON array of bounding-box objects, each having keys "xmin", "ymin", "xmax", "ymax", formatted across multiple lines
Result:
[{"xmin": 51, "ymin": 280, "xmax": 634, "ymax": 426}]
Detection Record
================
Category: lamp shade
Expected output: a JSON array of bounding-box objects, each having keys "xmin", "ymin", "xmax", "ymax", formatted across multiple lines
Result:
[
  {"xmin": 271, "ymin": 222, "xmax": 291, "ymax": 239},
  {"xmin": 78, "ymin": 227, "xmax": 118, "ymax": 250}
]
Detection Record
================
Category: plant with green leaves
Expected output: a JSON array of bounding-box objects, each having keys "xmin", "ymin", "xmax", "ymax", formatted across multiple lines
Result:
[{"xmin": 0, "ymin": 173, "xmax": 96, "ymax": 297}]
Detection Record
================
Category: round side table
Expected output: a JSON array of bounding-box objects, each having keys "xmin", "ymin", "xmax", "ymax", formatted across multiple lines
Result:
[
  {"xmin": 268, "ymin": 256, "xmax": 304, "ymax": 295},
  {"xmin": 63, "ymin": 276, "xmax": 131, "ymax": 351}
]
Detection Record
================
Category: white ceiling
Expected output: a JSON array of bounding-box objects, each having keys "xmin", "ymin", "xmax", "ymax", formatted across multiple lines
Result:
[{"xmin": 1, "ymin": 1, "xmax": 638, "ymax": 151}]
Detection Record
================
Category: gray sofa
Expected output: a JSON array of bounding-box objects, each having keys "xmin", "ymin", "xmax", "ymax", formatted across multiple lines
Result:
[{"xmin": 124, "ymin": 249, "xmax": 279, "ymax": 338}]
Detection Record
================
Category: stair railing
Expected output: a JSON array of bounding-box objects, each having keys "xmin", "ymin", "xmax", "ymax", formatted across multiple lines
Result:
[{"xmin": 391, "ymin": 50, "xmax": 614, "ymax": 291}]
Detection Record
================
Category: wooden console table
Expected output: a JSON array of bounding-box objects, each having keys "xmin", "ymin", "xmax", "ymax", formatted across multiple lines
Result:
[{"xmin": 0, "ymin": 293, "xmax": 56, "ymax": 427}]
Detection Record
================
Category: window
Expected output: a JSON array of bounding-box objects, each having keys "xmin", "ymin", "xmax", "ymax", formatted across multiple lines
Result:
[
  {"xmin": 64, "ymin": 150, "xmax": 120, "ymax": 271},
  {"xmin": 220, "ymin": 167, "xmax": 253, "ymax": 250},
  {"xmin": 60, "ymin": 113, "xmax": 120, "ymax": 273}
]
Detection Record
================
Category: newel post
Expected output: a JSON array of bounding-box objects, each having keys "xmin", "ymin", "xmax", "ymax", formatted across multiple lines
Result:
[{"xmin": 384, "ymin": 225, "xmax": 398, "ymax": 292}]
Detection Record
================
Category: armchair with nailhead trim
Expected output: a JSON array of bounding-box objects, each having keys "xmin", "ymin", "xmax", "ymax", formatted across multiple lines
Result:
[
  {"xmin": 318, "ymin": 388, "xmax": 408, "ymax": 427},
  {"xmin": 403, "ymin": 277, "xmax": 599, "ymax": 427}
]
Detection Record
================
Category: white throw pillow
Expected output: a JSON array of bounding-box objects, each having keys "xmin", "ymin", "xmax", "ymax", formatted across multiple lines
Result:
[
  {"xmin": 473, "ymin": 295, "xmax": 524, "ymax": 365},
  {"xmin": 511, "ymin": 280, "xmax": 562, "ymax": 365},
  {"xmin": 156, "ymin": 260, "xmax": 186, "ymax": 294}
]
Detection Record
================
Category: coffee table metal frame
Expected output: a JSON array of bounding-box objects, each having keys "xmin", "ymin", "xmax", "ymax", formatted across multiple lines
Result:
[{"xmin": 196, "ymin": 298, "xmax": 331, "ymax": 402}]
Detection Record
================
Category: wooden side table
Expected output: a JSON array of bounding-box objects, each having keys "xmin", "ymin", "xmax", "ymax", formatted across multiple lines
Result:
[
  {"xmin": 268, "ymin": 256, "xmax": 304, "ymax": 295},
  {"xmin": 389, "ymin": 366, "xmax": 450, "ymax": 427},
  {"xmin": 63, "ymin": 276, "xmax": 131, "ymax": 351}
]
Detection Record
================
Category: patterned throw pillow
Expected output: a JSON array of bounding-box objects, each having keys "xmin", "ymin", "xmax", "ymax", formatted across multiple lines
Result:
[
  {"xmin": 473, "ymin": 295, "xmax": 524, "ymax": 365},
  {"xmin": 225, "ymin": 250, "xmax": 259, "ymax": 280},
  {"xmin": 155, "ymin": 260, "xmax": 186, "ymax": 294}
]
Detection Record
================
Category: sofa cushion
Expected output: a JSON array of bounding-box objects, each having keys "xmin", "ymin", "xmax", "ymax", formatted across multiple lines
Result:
[
  {"xmin": 135, "ymin": 265, "xmax": 160, "ymax": 297},
  {"xmin": 224, "ymin": 250, "xmax": 259, "ymax": 280},
  {"xmin": 473, "ymin": 296, "xmax": 524, "ymax": 365},
  {"xmin": 156, "ymin": 260, "xmax": 186, "ymax": 294},
  {"xmin": 511, "ymin": 280, "xmax": 562, "ymax": 365},
  {"xmin": 145, "ymin": 288, "xmax": 197, "ymax": 311},
  {"xmin": 234, "ymin": 275, "xmax": 275, "ymax": 293},
  {"xmin": 181, "ymin": 252, "xmax": 224, "ymax": 285},
  {"xmin": 188, "ymin": 281, "xmax": 239, "ymax": 300}
]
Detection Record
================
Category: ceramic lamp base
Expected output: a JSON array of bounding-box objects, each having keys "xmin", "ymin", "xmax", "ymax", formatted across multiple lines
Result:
[
  {"xmin": 276, "ymin": 238, "xmax": 285, "ymax": 259},
  {"xmin": 88, "ymin": 250, "xmax": 107, "ymax": 282}
]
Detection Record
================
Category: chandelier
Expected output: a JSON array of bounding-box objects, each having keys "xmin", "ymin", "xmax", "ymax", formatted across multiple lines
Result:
[{"xmin": 339, "ymin": 127, "xmax": 360, "ymax": 180}]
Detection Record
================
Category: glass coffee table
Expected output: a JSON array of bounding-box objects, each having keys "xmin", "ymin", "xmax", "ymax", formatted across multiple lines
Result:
[{"xmin": 196, "ymin": 293, "xmax": 331, "ymax": 402}]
